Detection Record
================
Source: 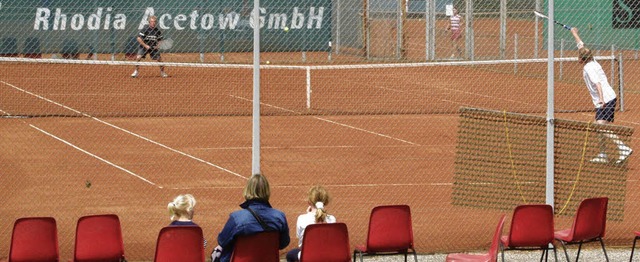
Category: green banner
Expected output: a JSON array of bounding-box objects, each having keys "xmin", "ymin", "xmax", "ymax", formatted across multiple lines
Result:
[
  {"xmin": 0, "ymin": 0, "xmax": 332, "ymax": 54},
  {"xmin": 544, "ymin": 0, "xmax": 640, "ymax": 50}
]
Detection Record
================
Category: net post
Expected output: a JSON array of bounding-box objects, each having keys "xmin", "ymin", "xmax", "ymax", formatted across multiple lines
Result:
[
  {"xmin": 514, "ymin": 33, "xmax": 518, "ymax": 74},
  {"xmin": 619, "ymin": 52, "xmax": 625, "ymax": 112},
  {"xmin": 559, "ymin": 38, "xmax": 564, "ymax": 80},
  {"xmin": 611, "ymin": 44, "xmax": 615, "ymax": 84},
  {"xmin": 306, "ymin": 67, "xmax": 312, "ymax": 109}
]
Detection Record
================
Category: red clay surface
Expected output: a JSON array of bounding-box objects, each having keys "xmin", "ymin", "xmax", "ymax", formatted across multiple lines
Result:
[{"xmin": 2, "ymin": 18, "xmax": 640, "ymax": 261}]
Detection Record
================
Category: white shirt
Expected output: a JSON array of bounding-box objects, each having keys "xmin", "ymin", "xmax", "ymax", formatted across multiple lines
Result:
[
  {"xmin": 583, "ymin": 60, "xmax": 616, "ymax": 107},
  {"xmin": 296, "ymin": 211, "xmax": 336, "ymax": 246}
]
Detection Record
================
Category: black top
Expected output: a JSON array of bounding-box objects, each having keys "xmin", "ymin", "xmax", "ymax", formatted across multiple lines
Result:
[{"xmin": 137, "ymin": 25, "xmax": 163, "ymax": 47}]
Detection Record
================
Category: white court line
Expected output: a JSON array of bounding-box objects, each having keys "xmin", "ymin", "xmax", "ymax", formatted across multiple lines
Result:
[
  {"xmin": 230, "ymin": 95, "xmax": 419, "ymax": 146},
  {"xmin": 29, "ymin": 124, "xmax": 162, "ymax": 188},
  {"xmin": 196, "ymin": 144, "xmax": 425, "ymax": 150},
  {"xmin": 1, "ymin": 80, "xmax": 247, "ymax": 182}
]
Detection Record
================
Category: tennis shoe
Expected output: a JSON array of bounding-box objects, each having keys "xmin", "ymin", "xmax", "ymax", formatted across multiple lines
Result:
[
  {"xmin": 161, "ymin": 71, "xmax": 168, "ymax": 78},
  {"xmin": 590, "ymin": 153, "xmax": 608, "ymax": 164},
  {"xmin": 616, "ymin": 148, "xmax": 633, "ymax": 164},
  {"xmin": 131, "ymin": 70, "xmax": 138, "ymax": 78}
]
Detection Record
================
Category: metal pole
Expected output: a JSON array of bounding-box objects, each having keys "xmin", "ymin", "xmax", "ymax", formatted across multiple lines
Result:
[
  {"xmin": 465, "ymin": 0, "xmax": 474, "ymax": 60},
  {"xmin": 365, "ymin": 0, "xmax": 371, "ymax": 60},
  {"xmin": 425, "ymin": 0, "xmax": 435, "ymax": 61},
  {"xmin": 611, "ymin": 44, "xmax": 615, "ymax": 83},
  {"xmin": 546, "ymin": 0, "xmax": 555, "ymax": 208},
  {"xmin": 514, "ymin": 33, "xmax": 518, "ymax": 74},
  {"xmin": 500, "ymin": 0, "xmax": 506, "ymax": 59},
  {"xmin": 336, "ymin": 0, "xmax": 341, "ymax": 54},
  {"xmin": 397, "ymin": 0, "xmax": 403, "ymax": 60},
  {"xmin": 252, "ymin": 0, "xmax": 261, "ymax": 175},
  {"xmin": 559, "ymin": 38, "xmax": 563, "ymax": 80},
  {"xmin": 619, "ymin": 52, "xmax": 625, "ymax": 112},
  {"xmin": 535, "ymin": 0, "xmax": 540, "ymax": 58}
]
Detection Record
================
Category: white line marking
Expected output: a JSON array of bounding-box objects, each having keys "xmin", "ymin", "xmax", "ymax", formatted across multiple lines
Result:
[
  {"xmin": 230, "ymin": 95, "xmax": 419, "ymax": 146},
  {"xmin": 29, "ymin": 124, "xmax": 162, "ymax": 188},
  {"xmin": 1, "ymin": 80, "xmax": 247, "ymax": 181}
]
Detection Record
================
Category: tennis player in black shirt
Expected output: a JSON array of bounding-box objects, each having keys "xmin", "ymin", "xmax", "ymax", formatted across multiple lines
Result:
[{"xmin": 131, "ymin": 16, "xmax": 167, "ymax": 78}]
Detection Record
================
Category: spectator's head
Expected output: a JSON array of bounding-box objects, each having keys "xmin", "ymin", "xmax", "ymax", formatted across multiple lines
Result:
[
  {"xmin": 579, "ymin": 47, "xmax": 593, "ymax": 63},
  {"xmin": 168, "ymin": 194, "xmax": 196, "ymax": 221},
  {"xmin": 308, "ymin": 185, "xmax": 331, "ymax": 223},
  {"xmin": 243, "ymin": 174, "xmax": 271, "ymax": 202}
]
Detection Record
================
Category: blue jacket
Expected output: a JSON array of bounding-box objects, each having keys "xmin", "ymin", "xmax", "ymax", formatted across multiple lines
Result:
[{"xmin": 217, "ymin": 200, "xmax": 290, "ymax": 262}]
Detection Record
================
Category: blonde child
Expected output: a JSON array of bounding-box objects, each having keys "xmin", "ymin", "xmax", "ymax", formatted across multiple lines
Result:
[{"xmin": 167, "ymin": 194, "xmax": 207, "ymax": 246}]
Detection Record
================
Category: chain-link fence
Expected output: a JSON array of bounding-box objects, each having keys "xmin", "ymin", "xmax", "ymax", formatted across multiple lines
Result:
[{"xmin": 2, "ymin": 0, "xmax": 640, "ymax": 260}]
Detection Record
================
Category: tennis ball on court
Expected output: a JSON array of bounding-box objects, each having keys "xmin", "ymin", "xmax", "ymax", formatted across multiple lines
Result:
[
  {"xmin": 283, "ymin": 26, "xmax": 289, "ymax": 32},
  {"xmin": 266, "ymin": 61, "xmax": 270, "ymax": 64},
  {"xmin": 85, "ymin": 180, "xmax": 92, "ymax": 188}
]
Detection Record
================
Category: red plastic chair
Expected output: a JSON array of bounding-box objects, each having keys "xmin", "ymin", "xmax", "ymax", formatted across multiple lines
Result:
[
  {"xmin": 74, "ymin": 214, "xmax": 125, "ymax": 262},
  {"xmin": 9, "ymin": 217, "xmax": 59, "ymax": 262},
  {"xmin": 154, "ymin": 226, "xmax": 204, "ymax": 262},
  {"xmin": 630, "ymin": 231, "xmax": 640, "ymax": 261},
  {"xmin": 231, "ymin": 231, "xmax": 279, "ymax": 262},
  {"xmin": 300, "ymin": 223, "xmax": 350, "ymax": 262},
  {"xmin": 554, "ymin": 197, "xmax": 609, "ymax": 262},
  {"xmin": 353, "ymin": 205, "xmax": 418, "ymax": 262},
  {"xmin": 500, "ymin": 204, "xmax": 557, "ymax": 261},
  {"xmin": 445, "ymin": 214, "xmax": 506, "ymax": 262}
]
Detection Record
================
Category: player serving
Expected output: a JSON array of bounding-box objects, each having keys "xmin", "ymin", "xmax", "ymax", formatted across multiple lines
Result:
[
  {"xmin": 131, "ymin": 15, "xmax": 168, "ymax": 78},
  {"xmin": 570, "ymin": 27, "xmax": 632, "ymax": 164}
]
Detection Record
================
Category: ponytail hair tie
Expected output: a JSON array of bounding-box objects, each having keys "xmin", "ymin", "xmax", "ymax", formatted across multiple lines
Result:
[{"xmin": 315, "ymin": 202, "xmax": 324, "ymax": 209}]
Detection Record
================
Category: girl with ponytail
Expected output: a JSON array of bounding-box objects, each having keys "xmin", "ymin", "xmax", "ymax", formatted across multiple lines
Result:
[{"xmin": 286, "ymin": 185, "xmax": 336, "ymax": 262}]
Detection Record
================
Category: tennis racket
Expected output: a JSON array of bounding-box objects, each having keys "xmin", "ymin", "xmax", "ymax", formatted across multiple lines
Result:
[
  {"xmin": 534, "ymin": 11, "xmax": 572, "ymax": 30},
  {"xmin": 158, "ymin": 38, "xmax": 174, "ymax": 50}
]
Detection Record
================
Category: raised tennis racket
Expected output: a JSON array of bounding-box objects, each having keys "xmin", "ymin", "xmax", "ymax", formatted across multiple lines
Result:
[
  {"xmin": 158, "ymin": 38, "xmax": 174, "ymax": 50},
  {"xmin": 534, "ymin": 11, "xmax": 572, "ymax": 30}
]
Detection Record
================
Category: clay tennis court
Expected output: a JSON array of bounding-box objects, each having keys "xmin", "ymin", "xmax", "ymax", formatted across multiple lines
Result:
[{"xmin": 3, "ymin": 16, "xmax": 640, "ymax": 260}]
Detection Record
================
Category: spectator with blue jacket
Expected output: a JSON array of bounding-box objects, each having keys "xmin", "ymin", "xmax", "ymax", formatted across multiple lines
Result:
[{"xmin": 211, "ymin": 174, "xmax": 290, "ymax": 262}]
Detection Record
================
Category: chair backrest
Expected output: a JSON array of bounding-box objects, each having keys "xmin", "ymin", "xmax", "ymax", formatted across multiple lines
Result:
[
  {"xmin": 507, "ymin": 204, "xmax": 554, "ymax": 247},
  {"xmin": 74, "ymin": 214, "xmax": 125, "ymax": 262},
  {"xmin": 300, "ymin": 223, "xmax": 350, "ymax": 262},
  {"xmin": 154, "ymin": 226, "xmax": 204, "ymax": 262},
  {"xmin": 231, "ymin": 231, "xmax": 280, "ymax": 262},
  {"xmin": 9, "ymin": 217, "xmax": 59, "ymax": 262},
  {"xmin": 365, "ymin": 205, "xmax": 414, "ymax": 252},
  {"xmin": 488, "ymin": 214, "xmax": 507, "ymax": 261},
  {"xmin": 571, "ymin": 197, "xmax": 608, "ymax": 241}
]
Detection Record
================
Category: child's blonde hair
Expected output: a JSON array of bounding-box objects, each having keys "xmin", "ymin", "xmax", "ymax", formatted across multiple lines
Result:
[
  {"xmin": 308, "ymin": 186, "xmax": 331, "ymax": 223},
  {"xmin": 168, "ymin": 194, "xmax": 196, "ymax": 221}
]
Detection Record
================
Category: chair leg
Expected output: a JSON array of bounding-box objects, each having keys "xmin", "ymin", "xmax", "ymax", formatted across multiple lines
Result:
[
  {"xmin": 559, "ymin": 240, "xmax": 571, "ymax": 262},
  {"xmin": 411, "ymin": 249, "xmax": 418, "ymax": 262},
  {"xmin": 500, "ymin": 243, "xmax": 505, "ymax": 262},
  {"xmin": 576, "ymin": 242, "xmax": 583, "ymax": 261},
  {"xmin": 538, "ymin": 248, "xmax": 547, "ymax": 262},
  {"xmin": 631, "ymin": 237, "xmax": 639, "ymax": 262},
  {"xmin": 552, "ymin": 244, "xmax": 558, "ymax": 262},
  {"xmin": 599, "ymin": 238, "xmax": 609, "ymax": 262},
  {"xmin": 353, "ymin": 250, "xmax": 356, "ymax": 262},
  {"xmin": 404, "ymin": 252, "xmax": 407, "ymax": 262}
]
